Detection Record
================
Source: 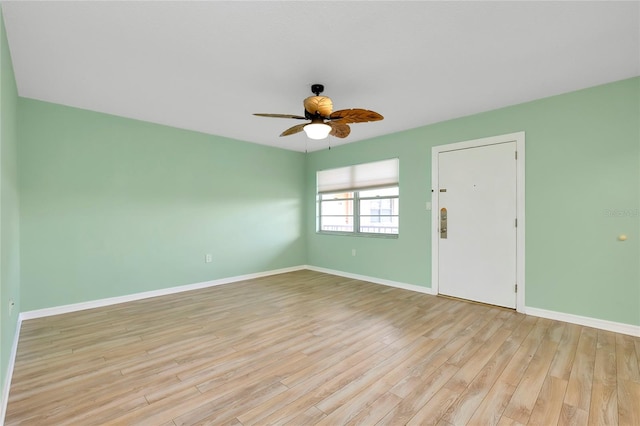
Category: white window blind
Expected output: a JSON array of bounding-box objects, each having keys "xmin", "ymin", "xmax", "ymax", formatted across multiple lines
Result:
[{"xmin": 317, "ymin": 158, "xmax": 399, "ymax": 194}]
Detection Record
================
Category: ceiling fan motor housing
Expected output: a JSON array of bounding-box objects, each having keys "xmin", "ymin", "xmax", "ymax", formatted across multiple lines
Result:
[{"xmin": 304, "ymin": 95, "xmax": 333, "ymax": 118}]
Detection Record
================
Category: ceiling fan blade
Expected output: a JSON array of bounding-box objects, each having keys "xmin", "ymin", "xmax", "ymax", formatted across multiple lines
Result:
[
  {"xmin": 328, "ymin": 122, "xmax": 351, "ymax": 138},
  {"xmin": 254, "ymin": 113, "xmax": 307, "ymax": 120},
  {"xmin": 329, "ymin": 109, "xmax": 383, "ymax": 124},
  {"xmin": 303, "ymin": 96, "xmax": 333, "ymax": 118},
  {"xmin": 280, "ymin": 123, "xmax": 308, "ymax": 137}
]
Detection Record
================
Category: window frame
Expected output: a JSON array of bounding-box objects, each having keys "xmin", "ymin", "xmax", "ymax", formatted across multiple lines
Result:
[{"xmin": 317, "ymin": 186, "xmax": 399, "ymax": 237}]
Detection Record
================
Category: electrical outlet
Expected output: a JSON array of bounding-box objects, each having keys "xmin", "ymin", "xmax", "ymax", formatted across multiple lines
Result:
[
  {"xmin": 205, "ymin": 254, "xmax": 213, "ymax": 263},
  {"xmin": 352, "ymin": 249, "xmax": 356, "ymax": 257}
]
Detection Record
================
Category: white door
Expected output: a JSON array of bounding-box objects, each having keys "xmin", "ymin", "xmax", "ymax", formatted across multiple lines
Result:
[{"xmin": 438, "ymin": 142, "xmax": 517, "ymax": 308}]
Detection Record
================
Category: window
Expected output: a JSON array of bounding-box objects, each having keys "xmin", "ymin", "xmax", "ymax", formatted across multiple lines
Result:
[{"xmin": 317, "ymin": 159, "xmax": 399, "ymax": 236}]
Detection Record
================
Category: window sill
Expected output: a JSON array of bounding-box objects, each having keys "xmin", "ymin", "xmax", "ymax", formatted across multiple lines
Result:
[{"xmin": 316, "ymin": 231, "xmax": 399, "ymax": 239}]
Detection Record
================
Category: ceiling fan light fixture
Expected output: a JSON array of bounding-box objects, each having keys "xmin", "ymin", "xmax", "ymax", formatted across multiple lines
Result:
[{"xmin": 304, "ymin": 123, "xmax": 331, "ymax": 140}]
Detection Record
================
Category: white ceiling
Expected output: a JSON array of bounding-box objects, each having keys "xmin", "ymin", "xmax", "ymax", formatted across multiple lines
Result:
[{"xmin": 2, "ymin": 1, "xmax": 639, "ymax": 152}]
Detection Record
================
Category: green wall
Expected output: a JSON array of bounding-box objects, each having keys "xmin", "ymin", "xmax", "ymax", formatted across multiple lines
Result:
[
  {"xmin": 306, "ymin": 77, "xmax": 640, "ymax": 326},
  {"xmin": 0, "ymin": 8, "xmax": 20, "ymax": 402},
  {"xmin": 18, "ymin": 99, "xmax": 306, "ymax": 311}
]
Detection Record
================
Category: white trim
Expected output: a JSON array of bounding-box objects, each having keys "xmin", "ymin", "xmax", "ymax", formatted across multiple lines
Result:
[
  {"xmin": 525, "ymin": 306, "xmax": 640, "ymax": 337},
  {"xmin": 20, "ymin": 265, "xmax": 306, "ymax": 320},
  {"xmin": 431, "ymin": 131, "xmax": 526, "ymax": 313},
  {"xmin": 306, "ymin": 265, "xmax": 436, "ymax": 295},
  {"xmin": 1, "ymin": 315, "xmax": 22, "ymax": 425}
]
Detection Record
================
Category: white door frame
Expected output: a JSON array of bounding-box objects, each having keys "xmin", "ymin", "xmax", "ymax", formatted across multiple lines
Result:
[{"xmin": 431, "ymin": 132, "xmax": 525, "ymax": 312}]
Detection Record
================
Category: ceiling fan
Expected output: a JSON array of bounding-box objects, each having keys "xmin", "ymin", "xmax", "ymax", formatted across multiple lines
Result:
[{"xmin": 254, "ymin": 84, "xmax": 383, "ymax": 140}]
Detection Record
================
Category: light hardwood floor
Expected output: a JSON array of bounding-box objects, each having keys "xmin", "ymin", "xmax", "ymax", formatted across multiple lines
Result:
[{"xmin": 5, "ymin": 270, "xmax": 640, "ymax": 425}]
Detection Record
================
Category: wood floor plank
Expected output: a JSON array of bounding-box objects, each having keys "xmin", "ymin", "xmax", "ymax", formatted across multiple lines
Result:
[
  {"xmin": 502, "ymin": 329, "xmax": 560, "ymax": 424},
  {"xmin": 5, "ymin": 270, "xmax": 639, "ymax": 425},
  {"xmin": 108, "ymin": 387, "xmax": 216, "ymax": 426},
  {"xmin": 634, "ymin": 338, "xmax": 640, "ymax": 374},
  {"xmin": 344, "ymin": 391, "xmax": 402, "ymax": 426},
  {"xmin": 242, "ymin": 351, "xmax": 391, "ymax": 425},
  {"xmin": 378, "ymin": 363, "xmax": 459, "ymax": 425},
  {"xmin": 440, "ymin": 319, "xmax": 528, "ymax": 425},
  {"xmin": 497, "ymin": 416, "xmax": 527, "ymax": 426},
  {"xmin": 528, "ymin": 375, "xmax": 569, "ymax": 425},
  {"xmin": 283, "ymin": 406, "xmax": 327, "ymax": 425},
  {"xmin": 589, "ymin": 383, "xmax": 618, "ymax": 426},
  {"xmin": 559, "ymin": 403, "xmax": 589, "ymax": 426},
  {"xmin": 237, "ymin": 341, "xmax": 388, "ymax": 425},
  {"xmin": 617, "ymin": 379, "xmax": 640, "ymax": 426},
  {"xmin": 389, "ymin": 302, "xmax": 504, "ymax": 399},
  {"xmin": 588, "ymin": 330, "xmax": 619, "ymax": 426},
  {"xmin": 467, "ymin": 381, "xmax": 517, "ymax": 426},
  {"xmin": 313, "ymin": 336, "xmax": 440, "ymax": 416},
  {"xmin": 550, "ymin": 323, "xmax": 582, "ymax": 380},
  {"xmin": 496, "ymin": 317, "xmax": 550, "ymax": 388},
  {"xmin": 616, "ymin": 333, "xmax": 640, "ymax": 382},
  {"xmin": 564, "ymin": 326, "xmax": 598, "ymax": 414},
  {"xmin": 616, "ymin": 333, "xmax": 640, "ymax": 426},
  {"xmin": 405, "ymin": 386, "xmax": 459, "ymax": 426},
  {"xmin": 174, "ymin": 380, "xmax": 290, "ymax": 426},
  {"xmin": 465, "ymin": 315, "xmax": 538, "ymax": 425},
  {"xmin": 443, "ymin": 324, "xmax": 514, "ymax": 395}
]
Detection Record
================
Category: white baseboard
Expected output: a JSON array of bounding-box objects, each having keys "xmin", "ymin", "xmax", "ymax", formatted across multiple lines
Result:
[
  {"xmin": 524, "ymin": 307, "xmax": 640, "ymax": 337},
  {"xmin": 306, "ymin": 265, "xmax": 436, "ymax": 295},
  {"xmin": 1, "ymin": 315, "xmax": 22, "ymax": 426},
  {"xmin": 20, "ymin": 265, "xmax": 306, "ymax": 321},
  {"xmin": 16, "ymin": 264, "xmax": 640, "ymax": 337}
]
